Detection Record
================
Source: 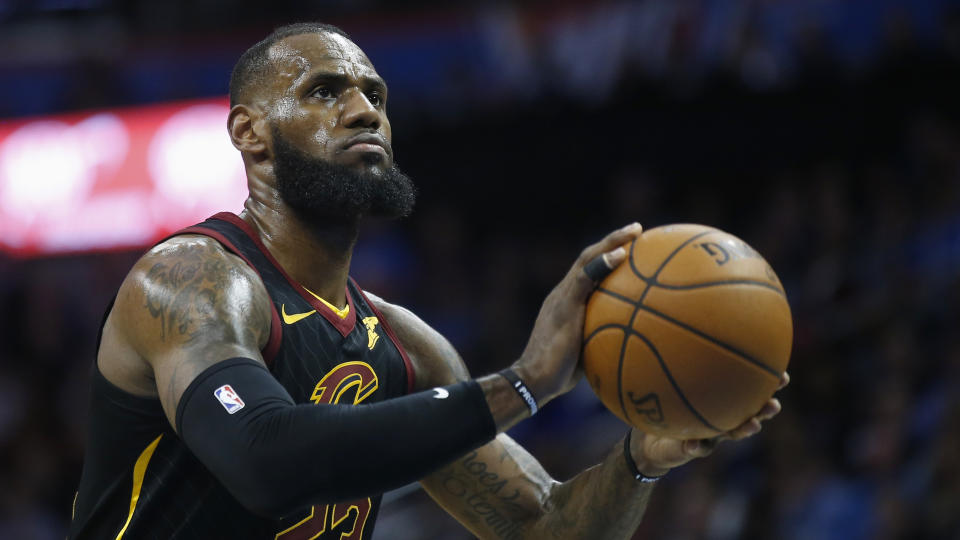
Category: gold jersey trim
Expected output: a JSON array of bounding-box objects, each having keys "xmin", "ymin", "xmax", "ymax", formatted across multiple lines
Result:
[
  {"xmin": 115, "ymin": 434, "xmax": 163, "ymax": 540},
  {"xmin": 303, "ymin": 287, "xmax": 350, "ymax": 320}
]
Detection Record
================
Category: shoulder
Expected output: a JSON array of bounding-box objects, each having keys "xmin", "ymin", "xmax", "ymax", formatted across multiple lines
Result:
[
  {"xmin": 364, "ymin": 292, "xmax": 470, "ymax": 389},
  {"xmin": 111, "ymin": 234, "xmax": 272, "ymax": 358},
  {"xmin": 129, "ymin": 234, "xmax": 258, "ymax": 283}
]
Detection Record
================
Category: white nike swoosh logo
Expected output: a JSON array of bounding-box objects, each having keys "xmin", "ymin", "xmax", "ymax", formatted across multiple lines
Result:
[{"xmin": 432, "ymin": 387, "xmax": 449, "ymax": 399}]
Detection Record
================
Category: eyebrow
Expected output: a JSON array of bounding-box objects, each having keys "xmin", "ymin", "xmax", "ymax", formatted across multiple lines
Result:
[{"xmin": 299, "ymin": 70, "xmax": 388, "ymax": 95}]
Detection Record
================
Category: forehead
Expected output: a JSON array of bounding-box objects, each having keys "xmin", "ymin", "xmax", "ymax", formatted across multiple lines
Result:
[{"xmin": 268, "ymin": 32, "xmax": 378, "ymax": 86}]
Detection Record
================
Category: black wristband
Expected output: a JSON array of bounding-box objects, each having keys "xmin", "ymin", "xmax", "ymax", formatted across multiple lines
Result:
[
  {"xmin": 624, "ymin": 430, "xmax": 664, "ymax": 483},
  {"xmin": 498, "ymin": 368, "xmax": 538, "ymax": 416}
]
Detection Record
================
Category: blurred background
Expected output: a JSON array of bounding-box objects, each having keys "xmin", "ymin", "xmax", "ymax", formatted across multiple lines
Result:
[{"xmin": 1, "ymin": 0, "xmax": 959, "ymax": 538}]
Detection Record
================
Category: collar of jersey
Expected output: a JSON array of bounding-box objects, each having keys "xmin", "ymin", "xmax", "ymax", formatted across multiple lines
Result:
[
  {"xmin": 208, "ymin": 212, "xmax": 358, "ymax": 338},
  {"xmin": 303, "ymin": 287, "xmax": 350, "ymax": 320}
]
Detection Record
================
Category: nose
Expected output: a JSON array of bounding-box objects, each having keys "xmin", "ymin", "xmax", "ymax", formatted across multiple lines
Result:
[{"xmin": 341, "ymin": 89, "xmax": 380, "ymax": 130}]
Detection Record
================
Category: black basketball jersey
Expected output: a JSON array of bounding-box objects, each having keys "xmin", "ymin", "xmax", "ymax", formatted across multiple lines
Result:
[{"xmin": 70, "ymin": 212, "xmax": 414, "ymax": 540}]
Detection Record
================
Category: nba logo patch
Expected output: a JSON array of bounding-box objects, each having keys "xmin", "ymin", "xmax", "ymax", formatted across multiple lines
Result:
[{"xmin": 214, "ymin": 385, "xmax": 245, "ymax": 414}]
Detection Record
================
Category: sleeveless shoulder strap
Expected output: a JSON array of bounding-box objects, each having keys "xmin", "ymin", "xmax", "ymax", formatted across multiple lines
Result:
[{"xmin": 168, "ymin": 212, "xmax": 283, "ymax": 366}]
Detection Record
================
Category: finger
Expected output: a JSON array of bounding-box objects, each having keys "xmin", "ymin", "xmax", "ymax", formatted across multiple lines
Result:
[
  {"xmin": 778, "ymin": 371, "xmax": 790, "ymax": 390},
  {"xmin": 577, "ymin": 222, "xmax": 643, "ymax": 267},
  {"xmin": 583, "ymin": 247, "xmax": 626, "ymax": 282},
  {"xmin": 726, "ymin": 417, "xmax": 762, "ymax": 441},
  {"xmin": 757, "ymin": 398, "xmax": 781, "ymax": 421}
]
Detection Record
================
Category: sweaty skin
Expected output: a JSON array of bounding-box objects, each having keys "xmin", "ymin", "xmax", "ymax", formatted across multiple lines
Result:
[
  {"xmin": 97, "ymin": 30, "xmax": 786, "ymax": 539},
  {"xmin": 368, "ymin": 294, "xmax": 785, "ymax": 539}
]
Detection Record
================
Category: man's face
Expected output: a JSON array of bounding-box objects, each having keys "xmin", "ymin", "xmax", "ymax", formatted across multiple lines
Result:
[
  {"xmin": 258, "ymin": 32, "xmax": 415, "ymax": 223},
  {"xmin": 263, "ymin": 31, "xmax": 393, "ymax": 175}
]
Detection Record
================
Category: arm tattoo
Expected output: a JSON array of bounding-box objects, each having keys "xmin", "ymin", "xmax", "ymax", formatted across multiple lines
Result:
[
  {"xmin": 433, "ymin": 451, "xmax": 529, "ymax": 540},
  {"xmin": 120, "ymin": 238, "xmax": 272, "ymax": 428},
  {"xmin": 537, "ymin": 443, "xmax": 655, "ymax": 539},
  {"xmin": 143, "ymin": 244, "xmax": 267, "ymax": 347},
  {"xmin": 429, "ymin": 439, "xmax": 655, "ymax": 540},
  {"xmin": 145, "ymin": 257, "xmax": 220, "ymax": 341}
]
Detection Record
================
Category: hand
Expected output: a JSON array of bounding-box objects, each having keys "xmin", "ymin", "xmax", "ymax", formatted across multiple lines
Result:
[
  {"xmin": 629, "ymin": 372, "xmax": 790, "ymax": 477},
  {"xmin": 513, "ymin": 222, "xmax": 644, "ymax": 404}
]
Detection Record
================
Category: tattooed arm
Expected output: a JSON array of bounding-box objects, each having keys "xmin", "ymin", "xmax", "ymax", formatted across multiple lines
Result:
[
  {"xmin": 98, "ymin": 221, "xmax": 635, "ymax": 432},
  {"xmin": 99, "ymin": 234, "xmax": 626, "ymax": 516},
  {"xmin": 98, "ymin": 235, "xmax": 272, "ymax": 428},
  {"xmin": 370, "ymin": 295, "xmax": 783, "ymax": 539}
]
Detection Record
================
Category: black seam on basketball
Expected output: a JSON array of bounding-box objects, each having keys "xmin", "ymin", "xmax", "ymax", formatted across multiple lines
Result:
[
  {"xmin": 617, "ymin": 299, "xmax": 645, "ymax": 423},
  {"xmin": 637, "ymin": 278, "xmax": 785, "ymax": 296},
  {"xmin": 595, "ymin": 288, "xmax": 639, "ymax": 306},
  {"xmin": 582, "ymin": 323, "xmax": 627, "ymax": 418},
  {"xmin": 583, "ymin": 323, "xmax": 630, "ymax": 346},
  {"xmin": 625, "ymin": 330, "xmax": 723, "ymax": 434},
  {"xmin": 627, "ymin": 238, "xmax": 650, "ymax": 280},
  {"xmin": 616, "ymin": 322, "xmax": 632, "ymax": 423},
  {"xmin": 621, "ymin": 229, "xmax": 691, "ymax": 426},
  {"xmin": 636, "ymin": 230, "xmax": 715, "ymax": 304},
  {"xmin": 634, "ymin": 304, "xmax": 781, "ymax": 377}
]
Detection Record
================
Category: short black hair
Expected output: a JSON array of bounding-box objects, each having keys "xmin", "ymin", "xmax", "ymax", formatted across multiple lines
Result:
[{"xmin": 229, "ymin": 22, "xmax": 352, "ymax": 107}]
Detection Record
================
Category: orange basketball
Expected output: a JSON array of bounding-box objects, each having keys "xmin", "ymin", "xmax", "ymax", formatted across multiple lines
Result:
[{"xmin": 583, "ymin": 224, "xmax": 792, "ymax": 440}]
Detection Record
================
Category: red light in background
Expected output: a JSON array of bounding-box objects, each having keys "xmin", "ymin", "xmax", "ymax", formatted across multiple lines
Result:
[{"xmin": 0, "ymin": 97, "xmax": 247, "ymax": 256}]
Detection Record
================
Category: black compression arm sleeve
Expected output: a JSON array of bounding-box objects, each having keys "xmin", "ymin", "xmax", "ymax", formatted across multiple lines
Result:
[{"xmin": 175, "ymin": 358, "xmax": 496, "ymax": 518}]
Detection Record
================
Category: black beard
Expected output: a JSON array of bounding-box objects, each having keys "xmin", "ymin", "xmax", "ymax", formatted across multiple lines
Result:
[{"xmin": 272, "ymin": 127, "xmax": 416, "ymax": 226}]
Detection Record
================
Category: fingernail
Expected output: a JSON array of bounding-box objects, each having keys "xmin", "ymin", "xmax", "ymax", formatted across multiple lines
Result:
[{"xmin": 601, "ymin": 247, "xmax": 626, "ymax": 269}]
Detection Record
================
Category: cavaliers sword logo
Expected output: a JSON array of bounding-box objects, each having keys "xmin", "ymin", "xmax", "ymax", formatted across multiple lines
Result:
[{"xmin": 362, "ymin": 316, "xmax": 380, "ymax": 350}]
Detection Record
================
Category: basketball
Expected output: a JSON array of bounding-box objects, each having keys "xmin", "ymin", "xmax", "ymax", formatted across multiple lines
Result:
[{"xmin": 583, "ymin": 224, "xmax": 792, "ymax": 440}]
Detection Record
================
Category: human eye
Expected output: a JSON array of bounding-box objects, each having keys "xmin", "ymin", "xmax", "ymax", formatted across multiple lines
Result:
[
  {"xmin": 310, "ymin": 86, "xmax": 334, "ymax": 99},
  {"xmin": 366, "ymin": 91, "xmax": 384, "ymax": 107}
]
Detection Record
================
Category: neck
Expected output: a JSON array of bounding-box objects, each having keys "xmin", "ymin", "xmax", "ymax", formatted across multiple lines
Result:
[{"xmin": 240, "ymin": 197, "xmax": 358, "ymax": 308}]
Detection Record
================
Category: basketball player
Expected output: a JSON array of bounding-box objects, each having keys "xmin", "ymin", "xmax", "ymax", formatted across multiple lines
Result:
[{"xmin": 69, "ymin": 23, "xmax": 786, "ymax": 539}]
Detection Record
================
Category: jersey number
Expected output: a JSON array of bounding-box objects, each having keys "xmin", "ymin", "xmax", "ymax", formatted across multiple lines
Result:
[{"xmin": 275, "ymin": 362, "xmax": 379, "ymax": 540}]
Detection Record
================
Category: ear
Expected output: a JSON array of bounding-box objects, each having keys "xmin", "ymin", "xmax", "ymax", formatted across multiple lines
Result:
[{"xmin": 228, "ymin": 104, "xmax": 267, "ymax": 154}]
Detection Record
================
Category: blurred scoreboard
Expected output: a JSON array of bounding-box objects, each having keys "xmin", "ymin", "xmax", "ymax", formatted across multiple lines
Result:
[{"xmin": 0, "ymin": 98, "xmax": 247, "ymax": 256}]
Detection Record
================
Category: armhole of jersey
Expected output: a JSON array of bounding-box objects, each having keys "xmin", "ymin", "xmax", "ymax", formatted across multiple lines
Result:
[
  {"xmin": 95, "ymin": 297, "xmax": 116, "ymax": 351},
  {"xmin": 354, "ymin": 282, "xmax": 417, "ymax": 395},
  {"xmin": 177, "ymin": 226, "xmax": 283, "ymax": 367}
]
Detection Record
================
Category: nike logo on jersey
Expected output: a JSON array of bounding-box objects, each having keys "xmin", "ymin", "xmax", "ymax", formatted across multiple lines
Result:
[
  {"xmin": 362, "ymin": 316, "xmax": 380, "ymax": 350},
  {"xmin": 282, "ymin": 304, "xmax": 316, "ymax": 325},
  {"xmin": 432, "ymin": 387, "xmax": 449, "ymax": 399}
]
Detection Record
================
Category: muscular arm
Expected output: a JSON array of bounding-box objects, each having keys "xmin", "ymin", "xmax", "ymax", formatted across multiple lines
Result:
[
  {"xmin": 104, "ymin": 237, "xmax": 500, "ymax": 515},
  {"xmin": 99, "ymin": 224, "xmax": 644, "ymax": 517},
  {"xmin": 370, "ymin": 296, "xmax": 657, "ymax": 539},
  {"xmin": 101, "ymin": 235, "xmax": 273, "ymax": 426},
  {"xmin": 106, "ymin": 235, "xmax": 526, "ymax": 432},
  {"xmin": 428, "ymin": 436, "xmax": 653, "ymax": 539}
]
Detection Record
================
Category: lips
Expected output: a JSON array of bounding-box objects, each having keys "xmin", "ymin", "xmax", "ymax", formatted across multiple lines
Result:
[{"xmin": 341, "ymin": 133, "xmax": 390, "ymax": 156}]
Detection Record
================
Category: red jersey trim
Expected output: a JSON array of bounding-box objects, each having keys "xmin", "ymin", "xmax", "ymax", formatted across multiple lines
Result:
[
  {"xmin": 209, "ymin": 212, "xmax": 357, "ymax": 338},
  {"xmin": 175, "ymin": 225, "xmax": 283, "ymax": 367},
  {"xmin": 354, "ymin": 281, "xmax": 417, "ymax": 395}
]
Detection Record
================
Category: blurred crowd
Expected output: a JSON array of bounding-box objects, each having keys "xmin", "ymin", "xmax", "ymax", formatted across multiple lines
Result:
[{"xmin": 2, "ymin": 1, "xmax": 960, "ymax": 539}]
